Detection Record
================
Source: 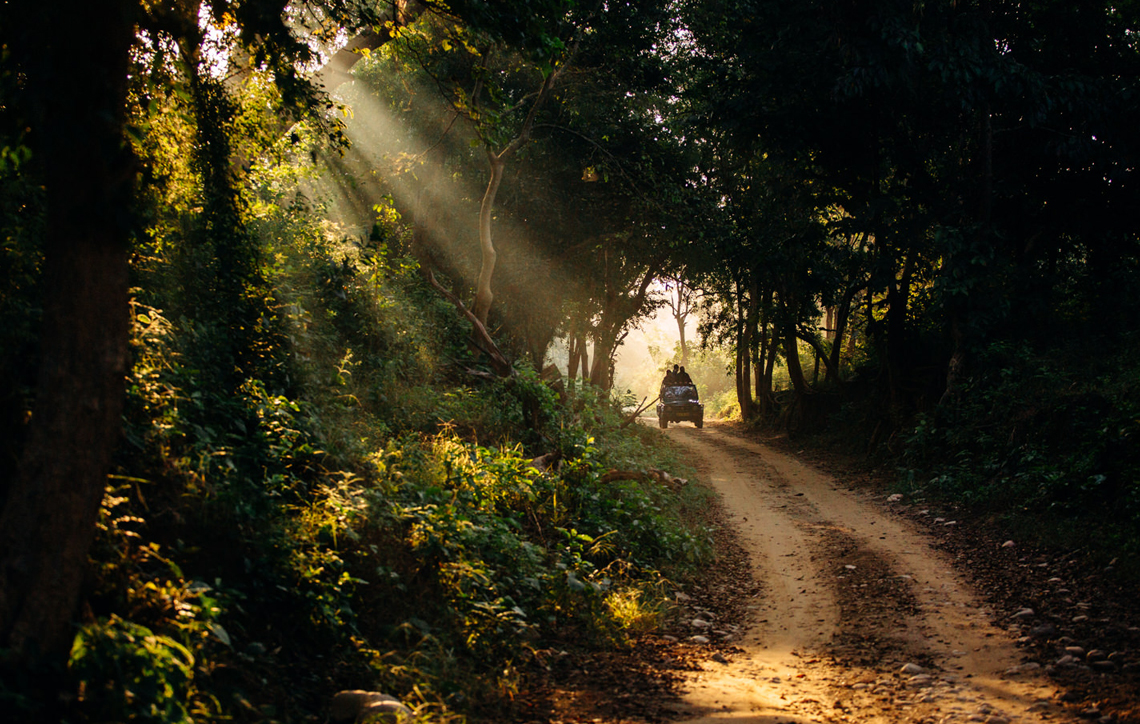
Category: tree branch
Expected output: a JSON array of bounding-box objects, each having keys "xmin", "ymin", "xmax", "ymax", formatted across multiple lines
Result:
[{"xmin": 424, "ymin": 270, "xmax": 513, "ymax": 377}]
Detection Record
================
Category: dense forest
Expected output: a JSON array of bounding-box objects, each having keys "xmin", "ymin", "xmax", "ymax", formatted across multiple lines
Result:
[{"xmin": 2, "ymin": 0, "xmax": 1139, "ymax": 721}]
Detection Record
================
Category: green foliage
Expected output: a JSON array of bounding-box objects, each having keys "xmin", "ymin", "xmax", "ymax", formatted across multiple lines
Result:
[
  {"xmin": 69, "ymin": 616, "xmax": 197, "ymax": 724},
  {"xmin": 707, "ymin": 388, "xmax": 741, "ymax": 420},
  {"xmin": 80, "ymin": 143, "xmax": 715, "ymax": 720},
  {"xmin": 902, "ymin": 340, "xmax": 1140, "ymax": 573}
]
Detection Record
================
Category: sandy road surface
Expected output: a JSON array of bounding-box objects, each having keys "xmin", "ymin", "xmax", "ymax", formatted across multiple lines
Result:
[{"xmin": 664, "ymin": 422, "xmax": 1077, "ymax": 724}]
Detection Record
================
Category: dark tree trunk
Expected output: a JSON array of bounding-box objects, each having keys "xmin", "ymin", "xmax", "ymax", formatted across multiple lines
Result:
[
  {"xmin": 745, "ymin": 274, "xmax": 761, "ymax": 406},
  {"xmin": 734, "ymin": 279, "xmax": 753, "ymax": 420},
  {"xmin": 588, "ymin": 334, "xmax": 614, "ymax": 389},
  {"xmin": 886, "ymin": 253, "xmax": 915, "ymax": 413},
  {"xmin": 0, "ymin": 0, "xmax": 136, "ymax": 663},
  {"xmin": 761, "ymin": 338, "xmax": 777, "ymax": 412},
  {"xmin": 754, "ymin": 330, "xmax": 768, "ymax": 416},
  {"xmin": 567, "ymin": 334, "xmax": 582, "ymax": 381},
  {"xmin": 784, "ymin": 321, "xmax": 808, "ymax": 396},
  {"xmin": 824, "ymin": 286, "xmax": 857, "ymax": 385},
  {"xmin": 579, "ymin": 333, "xmax": 591, "ymax": 381},
  {"xmin": 755, "ymin": 288, "xmax": 774, "ymax": 416}
]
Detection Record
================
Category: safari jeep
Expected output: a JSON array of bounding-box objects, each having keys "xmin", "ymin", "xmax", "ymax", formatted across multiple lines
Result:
[{"xmin": 657, "ymin": 384, "xmax": 704, "ymax": 428}]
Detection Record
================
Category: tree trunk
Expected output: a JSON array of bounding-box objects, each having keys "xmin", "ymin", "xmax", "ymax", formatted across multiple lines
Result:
[
  {"xmin": 676, "ymin": 309, "xmax": 689, "ymax": 368},
  {"xmin": 745, "ymin": 274, "xmax": 761, "ymax": 405},
  {"xmin": 472, "ymin": 149, "xmax": 504, "ymax": 325},
  {"xmin": 754, "ymin": 329, "xmax": 767, "ymax": 416},
  {"xmin": 588, "ymin": 334, "xmax": 614, "ymax": 389},
  {"xmin": 761, "ymin": 337, "xmax": 777, "ymax": 413},
  {"xmin": 734, "ymin": 279, "xmax": 753, "ymax": 419},
  {"xmin": 944, "ymin": 90, "xmax": 993, "ymax": 405},
  {"xmin": 784, "ymin": 321, "xmax": 808, "ymax": 396},
  {"xmin": 886, "ymin": 253, "xmax": 915, "ymax": 412},
  {"xmin": 0, "ymin": 0, "xmax": 135, "ymax": 663},
  {"xmin": 567, "ymin": 334, "xmax": 581, "ymax": 381},
  {"xmin": 578, "ymin": 331, "xmax": 591, "ymax": 381},
  {"xmin": 754, "ymin": 287, "xmax": 774, "ymax": 416},
  {"xmin": 824, "ymin": 287, "xmax": 856, "ymax": 385}
]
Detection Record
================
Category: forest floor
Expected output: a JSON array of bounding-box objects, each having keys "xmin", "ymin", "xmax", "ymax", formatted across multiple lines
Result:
[{"xmin": 511, "ymin": 421, "xmax": 1140, "ymax": 724}]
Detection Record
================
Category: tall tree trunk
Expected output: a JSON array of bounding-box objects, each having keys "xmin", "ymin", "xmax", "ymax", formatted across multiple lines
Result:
[
  {"xmin": 745, "ymin": 273, "xmax": 761, "ymax": 403},
  {"xmin": 761, "ymin": 336, "xmax": 777, "ymax": 414},
  {"xmin": 472, "ymin": 150, "xmax": 504, "ymax": 325},
  {"xmin": 784, "ymin": 321, "xmax": 808, "ymax": 396},
  {"xmin": 0, "ymin": 0, "xmax": 136, "ymax": 663},
  {"xmin": 754, "ymin": 329, "xmax": 767, "ymax": 416},
  {"xmin": 579, "ymin": 333, "xmax": 591, "ymax": 381},
  {"xmin": 846, "ymin": 321, "xmax": 858, "ymax": 358},
  {"xmin": 887, "ymin": 253, "xmax": 915, "ymax": 410},
  {"xmin": 824, "ymin": 289, "xmax": 855, "ymax": 385},
  {"xmin": 754, "ymin": 287, "xmax": 773, "ymax": 415},
  {"xmin": 567, "ymin": 334, "xmax": 581, "ymax": 381},
  {"xmin": 669, "ymin": 276, "xmax": 692, "ymax": 368},
  {"xmin": 734, "ymin": 279, "xmax": 753, "ymax": 419},
  {"xmin": 676, "ymin": 309, "xmax": 689, "ymax": 368},
  {"xmin": 944, "ymin": 4, "xmax": 994, "ymax": 405},
  {"xmin": 588, "ymin": 334, "xmax": 614, "ymax": 389}
]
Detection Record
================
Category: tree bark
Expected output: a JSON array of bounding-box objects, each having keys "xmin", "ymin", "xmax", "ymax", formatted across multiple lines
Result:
[
  {"xmin": 567, "ymin": 333, "xmax": 581, "ymax": 381},
  {"xmin": 586, "ymin": 247, "xmax": 661, "ymax": 390},
  {"xmin": 761, "ymin": 335, "xmax": 777, "ymax": 414},
  {"xmin": 577, "ymin": 329, "xmax": 591, "ymax": 381},
  {"xmin": 472, "ymin": 149, "xmax": 505, "ymax": 324},
  {"xmin": 588, "ymin": 336, "xmax": 614, "ymax": 389},
  {"xmin": 783, "ymin": 321, "xmax": 808, "ymax": 396},
  {"xmin": 755, "ymin": 287, "xmax": 774, "ymax": 416},
  {"xmin": 824, "ymin": 283, "xmax": 860, "ymax": 385},
  {"xmin": 676, "ymin": 307, "xmax": 689, "ymax": 367},
  {"xmin": 731, "ymin": 277, "xmax": 752, "ymax": 419},
  {"xmin": 886, "ymin": 253, "xmax": 915, "ymax": 412},
  {"xmin": 0, "ymin": 0, "xmax": 136, "ymax": 663}
]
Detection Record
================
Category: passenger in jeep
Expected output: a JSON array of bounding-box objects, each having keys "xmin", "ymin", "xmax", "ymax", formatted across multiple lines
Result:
[{"xmin": 676, "ymin": 366, "xmax": 693, "ymax": 385}]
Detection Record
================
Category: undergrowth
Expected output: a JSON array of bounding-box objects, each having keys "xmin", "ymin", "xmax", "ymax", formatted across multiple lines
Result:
[
  {"xmin": 63, "ymin": 194, "xmax": 713, "ymax": 723},
  {"xmin": 900, "ymin": 338, "xmax": 1140, "ymax": 577}
]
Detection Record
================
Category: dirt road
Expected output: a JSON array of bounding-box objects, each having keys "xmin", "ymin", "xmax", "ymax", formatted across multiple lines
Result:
[{"xmin": 663, "ymin": 422, "xmax": 1079, "ymax": 724}]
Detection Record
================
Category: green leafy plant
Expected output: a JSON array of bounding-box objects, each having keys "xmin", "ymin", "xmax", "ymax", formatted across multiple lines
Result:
[{"xmin": 70, "ymin": 616, "xmax": 197, "ymax": 724}]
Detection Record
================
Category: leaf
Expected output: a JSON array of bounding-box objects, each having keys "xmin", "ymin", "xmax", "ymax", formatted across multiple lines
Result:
[{"xmin": 207, "ymin": 621, "xmax": 231, "ymax": 647}]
